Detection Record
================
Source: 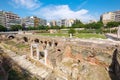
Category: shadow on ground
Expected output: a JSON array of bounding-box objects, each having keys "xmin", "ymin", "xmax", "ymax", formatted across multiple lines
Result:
[{"xmin": 109, "ymin": 48, "xmax": 120, "ymax": 80}]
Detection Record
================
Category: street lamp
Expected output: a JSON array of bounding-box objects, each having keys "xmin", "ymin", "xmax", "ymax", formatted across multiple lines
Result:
[{"xmin": 117, "ymin": 25, "xmax": 120, "ymax": 40}]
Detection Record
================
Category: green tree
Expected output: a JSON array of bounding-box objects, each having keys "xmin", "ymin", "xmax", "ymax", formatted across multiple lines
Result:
[
  {"xmin": 106, "ymin": 21, "xmax": 120, "ymax": 33},
  {"xmin": 85, "ymin": 21, "xmax": 103, "ymax": 29},
  {"xmin": 10, "ymin": 25, "xmax": 23, "ymax": 31},
  {"xmin": 106, "ymin": 21, "xmax": 119, "ymax": 28},
  {"xmin": 68, "ymin": 28, "xmax": 76, "ymax": 36},
  {"xmin": 72, "ymin": 19, "xmax": 84, "ymax": 28},
  {"xmin": 0, "ymin": 25, "xmax": 7, "ymax": 31},
  {"xmin": 27, "ymin": 26, "xmax": 35, "ymax": 30}
]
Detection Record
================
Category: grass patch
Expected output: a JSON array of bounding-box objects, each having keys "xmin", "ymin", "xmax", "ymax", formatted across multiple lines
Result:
[
  {"xmin": 38, "ymin": 33, "xmax": 106, "ymax": 39},
  {"xmin": 75, "ymin": 33, "xmax": 106, "ymax": 39},
  {"xmin": 4, "ymin": 41, "xmax": 16, "ymax": 45},
  {"xmin": 16, "ymin": 44, "xmax": 28, "ymax": 48},
  {"xmin": 39, "ymin": 33, "xmax": 69, "ymax": 37}
]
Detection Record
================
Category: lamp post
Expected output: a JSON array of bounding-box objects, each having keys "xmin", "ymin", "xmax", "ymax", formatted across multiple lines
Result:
[{"xmin": 117, "ymin": 25, "xmax": 120, "ymax": 40}]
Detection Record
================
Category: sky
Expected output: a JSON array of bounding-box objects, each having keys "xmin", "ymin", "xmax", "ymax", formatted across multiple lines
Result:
[{"xmin": 0, "ymin": 0, "xmax": 120, "ymax": 22}]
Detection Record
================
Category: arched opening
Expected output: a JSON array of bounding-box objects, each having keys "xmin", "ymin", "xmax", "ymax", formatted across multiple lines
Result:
[
  {"xmin": 23, "ymin": 37, "xmax": 28, "ymax": 42},
  {"xmin": 44, "ymin": 41, "xmax": 47, "ymax": 44},
  {"xmin": 55, "ymin": 42, "xmax": 58, "ymax": 46},
  {"xmin": 40, "ymin": 41, "xmax": 43, "ymax": 44},
  {"xmin": 49, "ymin": 42, "xmax": 52, "ymax": 46},
  {"xmin": 34, "ymin": 39, "xmax": 39, "ymax": 43},
  {"xmin": 78, "ymin": 60, "xmax": 80, "ymax": 63},
  {"xmin": 57, "ymin": 49, "xmax": 61, "ymax": 52},
  {"xmin": 8, "ymin": 35, "xmax": 15, "ymax": 39},
  {"xmin": 40, "ymin": 52, "xmax": 44, "ymax": 57}
]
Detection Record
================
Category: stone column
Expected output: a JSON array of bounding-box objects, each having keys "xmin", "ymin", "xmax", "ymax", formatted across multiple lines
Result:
[
  {"xmin": 117, "ymin": 25, "xmax": 120, "ymax": 39},
  {"xmin": 36, "ymin": 44, "xmax": 40, "ymax": 60},
  {"xmin": 70, "ymin": 33, "xmax": 72, "ymax": 38},
  {"xmin": 44, "ymin": 49, "xmax": 48, "ymax": 65},
  {"xmin": 52, "ymin": 40, "xmax": 55, "ymax": 48},
  {"xmin": 31, "ymin": 44, "xmax": 33, "ymax": 58},
  {"xmin": 45, "ymin": 43, "xmax": 49, "ymax": 49}
]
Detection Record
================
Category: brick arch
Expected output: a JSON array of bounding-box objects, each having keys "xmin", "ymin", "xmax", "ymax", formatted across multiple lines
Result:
[
  {"xmin": 44, "ymin": 41, "xmax": 47, "ymax": 44},
  {"xmin": 7, "ymin": 34, "xmax": 15, "ymax": 39},
  {"xmin": 55, "ymin": 42, "xmax": 58, "ymax": 46},
  {"xmin": 48, "ymin": 41, "xmax": 52, "ymax": 46},
  {"xmin": 34, "ymin": 38, "xmax": 39, "ymax": 43},
  {"xmin": 23, "ymin": 37, "xmax": 28, "ymax": 42}
]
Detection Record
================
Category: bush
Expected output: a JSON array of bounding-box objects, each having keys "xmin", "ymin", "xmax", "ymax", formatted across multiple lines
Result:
[
  {"xmin": 68, "ymin": 28, "xmax": 76, "ymax": 36},
  {"xmin": 77, "ymin": 29, "xmax": 102, "ymax": 34},
  {"xmin": 0, "ymin": 25, "xmax": 7, "ymax": 31}
]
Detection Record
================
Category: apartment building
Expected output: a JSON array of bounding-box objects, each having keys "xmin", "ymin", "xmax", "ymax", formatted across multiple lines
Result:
[
  {"xmin": 0, "ymin": 10, "xmax": 5, "ymax": 27},
  {"xmin": 0, "ymin": 10, "xmax": 21, "ymax": 28},
  {"xmin": 114, "ymin": 10, "xmax": 120, "ymax": 22},
  {"xmin": 101, "ymin": 12, "xmax": 115, "ymax": 25},
  {"xmin": 101, "ymin": 10, "xmax": 120, "ymax": 25},
  {"xmin": 22, "ymin": 16, "xmax": 47, "ymax": 28}
]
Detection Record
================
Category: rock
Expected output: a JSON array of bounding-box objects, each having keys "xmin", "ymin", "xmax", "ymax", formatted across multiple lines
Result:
[
  {"xmin": 78, "ymin": 62, "xmax": 111, "ymax": 80},
  {"xmin": 109, "ymin": 48, "xmax": 120, "ymax": 80}
]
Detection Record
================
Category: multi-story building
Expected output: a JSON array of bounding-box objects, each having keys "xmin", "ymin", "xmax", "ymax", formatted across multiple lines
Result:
[
  {"xmin": 34, "ymin": 17, "xmax": 40, "ymax": 27},
  {"xmin": 114, "ymin": 10, "xmax": 120, "ymax": 22},
  {"xmin": 56, "ymin": 19, "xmax": 74, "ymax": 27},
  {"xmin": 66, "ymin": 19, "xmax": 75, "ymax": 27},
  {"xmin": 56, "ymin": 20, "xmax": 61, "ymax": 27},
  {"xmin": 89, "ymin": 19, "xmax": 97, "ymax": 23},
  {"xmin": 61, "ymin": 19, "xmax": 67, "ymax": 27},
  {"xmin": 101, "ymin": 12, "xmax": 115, "ymax": 25},
  {"xmin": 101, "ymin": 10, "xmax": 120, "ymax": 25},
  {"xmin": 0, "ymin": 10, "xmax": 21, "ymax": 28},
  {"xmin": 22, "ymin": 16, "xmax": 47, "ymax": 28},
  {"xmin": 39, "ymin": 18, "xmax": 47, "ymax": 26},
  {"xmin": 50, "ymin": 20, "xmax": 57, "ymax": 26},
  {"xmin": 5, "ymin": 11, "xmax": 21, "ymax": 28},
  {"xmin": 21, "ymin": 16, "xmax": 34, "ymax": 28},
  {"xmin": 0, "ymin": 10, "xmax": 5, "ymax": 27}
]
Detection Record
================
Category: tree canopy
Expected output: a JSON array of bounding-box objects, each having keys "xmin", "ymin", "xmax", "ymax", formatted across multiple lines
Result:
[
  {"xmin": 0, "ymin": 25, "xmax": 7, "ymax": 31},
  {"xmin": 85, "ymin": 21, "xmax": 103, "ymax": 29},
  {"xmin": 106, "ymin": 21, "xmax": 120, "ymax": 28},
  {"xmin": 68, "ymin": 28, "xmax": 76, "ymax": 36},
  {"xmin": 72, "ymin": 19, "xmax": 84, "ymax": 28},
  {"xmin": 10, "ymin": 25, "xmax": 23, "ymax": 31}
]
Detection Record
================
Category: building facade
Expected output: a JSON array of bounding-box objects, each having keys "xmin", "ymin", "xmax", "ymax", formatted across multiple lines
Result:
[
  {"xmin": 50, "ymin": 20, "xmax": 57, "ymax": 26},
  {"xmin": 22, "ymin": 16, "xmax": 47, "ymax": 28},
  {"xmin": 0, "ymin": 11, "xmax": 5, "ymax": 27},
  {"xmin": 0, "ymin": 10, "xmax": 21, "ymax": 28},
  {"xmin": 114, "ymin": 10, "xmax": 120, "ymax": 22},
  {"xmin": 54, "ymin": 19, "xmax": 74, "ymax": 27},
  {"xmin": 101, "ymin": 10, "xmax": 120, "ymax": 25},
  {"xmin": 101, "ymin": 12, "xmax": 115, "ymax": 25}
]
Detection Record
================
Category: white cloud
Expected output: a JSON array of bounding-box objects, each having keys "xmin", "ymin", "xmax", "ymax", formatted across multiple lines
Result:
[
  {"xmin": 33, "ymin": 5, "xmax": 95, "ymax": 22},
  {"xmin": 10, "ymin": 0, "xmax": 41, "ymax": 10}
]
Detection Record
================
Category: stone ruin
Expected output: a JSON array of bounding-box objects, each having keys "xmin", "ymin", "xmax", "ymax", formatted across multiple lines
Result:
[{"xmin": 1, "ymin": 33, "xmax": 120, "ymax": 80}]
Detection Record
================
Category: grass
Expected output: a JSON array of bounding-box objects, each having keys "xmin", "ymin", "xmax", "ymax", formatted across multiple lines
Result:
[
  {"xmin": 16, "ymin": 44, "xmax": 28, "ymax": 48},
  {"xmin": 75, "ymin": 33, "xmax": 106, "ymax": 39},
  {"xmin": 39, "ymin": 33, "xmax": 68, "ymax": 37},
  {"xmin": 38, "ymin": 33, "xmax": 106, "ymax": 39}
]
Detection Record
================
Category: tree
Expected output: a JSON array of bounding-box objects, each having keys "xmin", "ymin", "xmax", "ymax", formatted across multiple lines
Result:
[
  {"xmin": 72, "ymin": 19, "xmax": 84, "ymax": 28},
  {"xmin": 27, "ymin": 26, "xmax": 35, "ymax": 30},
  {"xmin": 68, "ymin": 28, "xmax": 76, "ymax": 36},
  {"xmin": 94, "ymin": 21, "xmax": 103, "ymax": 29},
  {"xmin": 0, "ymin": 25, "xmax": 7, "ymax": 31},
  {"xmin": 106, "ymin": 21, "xmax": 120, "ymax": 33},
  {"xmin": 106, "ymin": 21, "xmax": 119, "ymax": 28},
  {"xmin": 10, "ymin": 25, "xmax": 23, "ymax": 31},
  {"xmin": 85, "ymin": 21, "xmax": 103, "ymax": 29}
]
